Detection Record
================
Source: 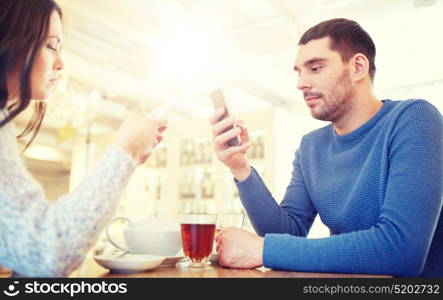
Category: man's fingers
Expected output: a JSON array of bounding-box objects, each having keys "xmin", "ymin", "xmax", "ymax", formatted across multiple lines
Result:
[
  {"xmin": 214, "ymin": 127, "xmax": 241, "ymax": 147},
  {"xmin": 216, "ymin": 234, "xmax": 222, "ymax": 252},
  {"xmin": 212, "ymin": 116, "xmax": 235, "ymax": 136},
  {"xmin": 240, "ymin": 129, "xmax": 249, "ymax": 145},
  {"xmin": 209, "ymin": 108, "xmax": 225, "ymax": 125},
  {"xmin": 235, "ymin": 119, "xmax": 245, "ymax": 127},
  {"xmin": 217, "ymin": 142, "xmax": 250, "ymax": 161},
  {"xmin": 236, "ymin": 121, "xmax": 250, "ymax": 144}
]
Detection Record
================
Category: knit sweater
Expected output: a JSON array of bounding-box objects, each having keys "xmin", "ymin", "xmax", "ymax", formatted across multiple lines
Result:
[
  {"xmin": 0, "ymin": 109, "xmax": 137, "ymax": 277},
  {"xmin": 237, "ymin": 99, "xmax": 442, "ymax": 277}
]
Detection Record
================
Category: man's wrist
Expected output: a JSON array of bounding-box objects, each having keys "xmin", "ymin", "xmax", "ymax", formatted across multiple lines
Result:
[
  {"xmin": 256, "ymin": 236, "xmax": 264, "ymax": 267},
  {"xmin": 231, "ymin": 163, "xmax": 252, "ymax": 182}
]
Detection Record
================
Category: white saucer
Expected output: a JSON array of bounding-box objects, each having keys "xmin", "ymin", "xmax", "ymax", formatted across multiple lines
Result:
[
  {"xmin": 93, "ymin": 254, "xmax": 165, "ymax": 273},
  {"xmin": 159, "ymin": 256, "xmax": 185, "ymax": 267}
]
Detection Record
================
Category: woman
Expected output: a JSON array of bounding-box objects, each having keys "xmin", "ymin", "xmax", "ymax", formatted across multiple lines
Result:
[{"xmin": 0, "ymin": 0, "xmax": 167, "ymax": 277}]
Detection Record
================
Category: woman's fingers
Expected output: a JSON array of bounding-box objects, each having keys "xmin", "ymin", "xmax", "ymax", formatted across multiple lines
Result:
[
  {"xmin": 139, "ymin": 153, "xmax": 150, "ymax": 164},
  {"xmin": 151, "ymin": 118, "xmax": 168, "ymax": 128}
]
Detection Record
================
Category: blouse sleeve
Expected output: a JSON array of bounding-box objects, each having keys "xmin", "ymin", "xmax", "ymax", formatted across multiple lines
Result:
[{"xmin": 0, "ymin": 120, "xmax": 137, "ymax": 277}]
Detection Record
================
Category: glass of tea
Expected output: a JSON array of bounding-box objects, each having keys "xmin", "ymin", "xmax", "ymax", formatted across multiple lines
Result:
[
  {"xmin": 179, "ymin": 214, "xmax": 217, "ymax": 270},
  {"xmin": 211, "ymin": 212, "xmax": 245, "ymax": 264},
  {"xmin": 216, "ymin": 212, "xmax": 245, "ymax": 235}
]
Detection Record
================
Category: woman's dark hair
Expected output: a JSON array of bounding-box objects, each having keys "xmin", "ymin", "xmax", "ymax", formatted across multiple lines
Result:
[
  {"xmin": 0, "ymin": 0, "xmax": 62, "ymax": 150},
  {"xmin": 299, "ymin": 18, "xmax": 376, "ymax": 81}
]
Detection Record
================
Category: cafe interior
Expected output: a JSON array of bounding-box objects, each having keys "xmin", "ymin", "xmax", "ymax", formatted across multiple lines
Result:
[{"xmin": 10, "ymin": 0, "xmax": 443, "ymax": 276}]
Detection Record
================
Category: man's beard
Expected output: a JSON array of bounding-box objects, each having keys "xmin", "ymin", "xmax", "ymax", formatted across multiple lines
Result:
[{"xmin": 310, "ymin": 69, "xmax": 353, "ymax": 122}]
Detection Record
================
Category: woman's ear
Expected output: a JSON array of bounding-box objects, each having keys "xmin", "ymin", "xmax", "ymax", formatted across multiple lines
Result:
[{"xmin": 350, "ymin": 53, "xmax": 370, "ymax": 82}]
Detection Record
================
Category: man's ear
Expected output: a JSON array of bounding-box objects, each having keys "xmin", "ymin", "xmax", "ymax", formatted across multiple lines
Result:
[{"xmin": 350, "ymin": 53, "xmax": 369, "ymax": 82}]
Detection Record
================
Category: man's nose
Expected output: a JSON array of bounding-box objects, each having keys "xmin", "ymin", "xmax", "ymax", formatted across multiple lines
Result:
[{"xmin": 297, "ymin": 75, "xmax": 312, "ymax": 91}]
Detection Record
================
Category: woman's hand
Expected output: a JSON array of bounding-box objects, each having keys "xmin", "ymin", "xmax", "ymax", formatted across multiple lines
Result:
[{"xmin": 113, "ymin": 114, "xmax": 168, "ymax": 165}]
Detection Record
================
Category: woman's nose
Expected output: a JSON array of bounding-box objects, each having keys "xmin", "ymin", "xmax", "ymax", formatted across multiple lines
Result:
[{"xmin": 54, "ymin": 52, "xmax": 64, "ymax": 71}]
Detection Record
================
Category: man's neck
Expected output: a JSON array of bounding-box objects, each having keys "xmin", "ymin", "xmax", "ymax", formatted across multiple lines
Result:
[{"xmin": 333, "ymin": 90, "xmax": 382, "ymax": 136}]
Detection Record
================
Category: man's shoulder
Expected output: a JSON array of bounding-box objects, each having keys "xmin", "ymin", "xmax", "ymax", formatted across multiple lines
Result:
[
  {"xmin": 299, "ymin": 99, "xmax": 440, "ymax": 145},
  {"xmin": 387, "ymin": 99, "xmax": 440, "ymax": 115},
  {"xmin": 386, "ymin": 99, "xmax": 441, "ymax": 126}
]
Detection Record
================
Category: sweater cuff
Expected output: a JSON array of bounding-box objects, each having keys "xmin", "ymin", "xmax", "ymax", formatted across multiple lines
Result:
[
  {"xmin": 263, "ymin": 233, "xmax": 305, "ymax": 271},
  {"xmin": 105, "ymin": 146, "xmax": 138, "ymax": 170},
  {"xmin": 235, "ymin": 167, "xmax": 262, "ymax": 198}
]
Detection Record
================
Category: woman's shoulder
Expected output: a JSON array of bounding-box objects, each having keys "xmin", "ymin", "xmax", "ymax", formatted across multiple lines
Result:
[{"xmin": 0, "ymin": 115, "xmax": 19, "ymax": 147}]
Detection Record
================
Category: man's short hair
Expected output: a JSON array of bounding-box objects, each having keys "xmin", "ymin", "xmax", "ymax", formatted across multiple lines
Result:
[{"xmin": 299, "ymin": 18, "xmax": 376, "ymax": 81}]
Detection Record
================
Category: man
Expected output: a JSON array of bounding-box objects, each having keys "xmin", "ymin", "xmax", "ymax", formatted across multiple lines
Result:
[{"xmin": 210, "ymin": 18, "xmax": 442, "ymax": 277}]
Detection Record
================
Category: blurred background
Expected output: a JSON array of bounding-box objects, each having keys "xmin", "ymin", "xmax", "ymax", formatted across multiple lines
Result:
[{"xmin": 14, "ymin": 0, "xmax": 443, "ymax": 239}]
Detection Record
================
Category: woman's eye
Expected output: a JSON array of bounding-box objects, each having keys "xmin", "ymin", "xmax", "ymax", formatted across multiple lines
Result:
[{"xmin": 47, "ymin": 44, "xmax": 57, "ymax": 51}]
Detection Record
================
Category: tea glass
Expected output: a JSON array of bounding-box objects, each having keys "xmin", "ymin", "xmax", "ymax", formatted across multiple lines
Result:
[
  {"xmin": 179, "ymin": 214, "xmax": 217, "ymax": 270},
  {"xmin": 216, "ymin": 212, "xmax": 245, "ymax": 234}
]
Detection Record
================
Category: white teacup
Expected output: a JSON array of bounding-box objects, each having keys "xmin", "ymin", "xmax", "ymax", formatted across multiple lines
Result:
[{"xmin": 105, "ymin": 216, "xmax": 182, "ymax": 257}]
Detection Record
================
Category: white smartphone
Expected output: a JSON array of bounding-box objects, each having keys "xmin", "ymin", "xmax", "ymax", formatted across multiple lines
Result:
[
  {"xmin": 146, "ymin": 102, "xmax": 175, "ymax": 119},
  {"xmin": 210, "ymin": 88, "xmax": 240, "ymax": 147}
]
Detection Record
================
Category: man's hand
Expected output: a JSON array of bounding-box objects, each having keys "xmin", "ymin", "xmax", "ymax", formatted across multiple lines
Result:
[
  {"xmin": 209, "ymin": 108, "xmax": 252, "ymax": 182},
  {"xmin": 215, "ymin": 227, "xmax": 264, "ymax": 269}
]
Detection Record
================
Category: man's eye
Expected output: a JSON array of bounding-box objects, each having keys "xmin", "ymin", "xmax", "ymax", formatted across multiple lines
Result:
[{"xmin": 311, "ymin": 66, "xmax": 322, "ymax": 72}]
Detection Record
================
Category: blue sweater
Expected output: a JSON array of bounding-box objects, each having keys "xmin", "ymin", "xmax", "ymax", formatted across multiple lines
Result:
[{"xmin": 237, "ymin": 99, "xmax": 442, "ymax": 277}]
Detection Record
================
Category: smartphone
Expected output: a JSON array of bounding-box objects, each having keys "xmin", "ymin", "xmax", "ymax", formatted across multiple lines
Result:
[
  {"xmin": 146, "ymin": 101, "xmax": 175, "ymax": 119},
  {"xmin": 210, "ymin": 88, "xmax": 240, "ymax": 147}
]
